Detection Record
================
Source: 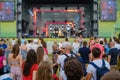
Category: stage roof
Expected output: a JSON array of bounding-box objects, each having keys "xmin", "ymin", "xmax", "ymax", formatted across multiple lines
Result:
[{"xmin": 25, "ymin": 0, "xmax": 93, "ymax": 4}]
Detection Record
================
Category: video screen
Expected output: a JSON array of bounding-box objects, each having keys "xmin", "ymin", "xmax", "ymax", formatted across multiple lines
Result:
[
  {"xmin": 101, "ymin": 0, "xmax": 116, "ymax": 21},
  {"xmin": 0, "ymin": 1, "xmax": 15, "ymax": 21}
]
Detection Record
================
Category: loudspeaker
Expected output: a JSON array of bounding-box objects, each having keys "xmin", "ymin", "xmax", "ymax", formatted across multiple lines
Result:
[
  {"xmin": 53, "ymin": 20, "xmax": 55, "ymax": 22},
  {"xmin": 65, "ymin": 20, "xmax": 67, "ymax": 22},
  {"xmin": 51, "ymin": 7, "xmax": 53, "ymax": 10},
  {"xmin": 65, "ymin": 7, "xmax": 67, "ymax": 10}
]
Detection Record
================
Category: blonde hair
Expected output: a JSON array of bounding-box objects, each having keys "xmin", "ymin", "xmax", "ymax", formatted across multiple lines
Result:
[{"xmin": 36, "ymin": 61, "xmax": 52, "ymax": 80}]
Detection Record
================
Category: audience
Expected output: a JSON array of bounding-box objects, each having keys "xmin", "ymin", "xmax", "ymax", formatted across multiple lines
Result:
[{"xmin": 0, "ymin": 37, "xmax": 120, "ymax": 80}]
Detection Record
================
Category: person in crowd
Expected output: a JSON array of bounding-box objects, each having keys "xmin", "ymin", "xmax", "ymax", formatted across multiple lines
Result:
[
  {"xmin": 0, "ymin": 48, "xmax": 6, "ymax": 75},
  {"xmin": 53, "ymin": 43, "xmax": 73, "ymax": 80},
  {"xmin": 104, "ymin": 38, "xmax": 110, "ymax": 55},
  {"xmin": 52, "ymin": 42, "xmax": 59, "ymax": 78},
  {"xmin": 26, "ymin": 40, "xmax": 32, "ymax": 51},
  {"xmin": 8, "ymin": 44, "xmax": 22, "ymax": 80},
  {"xmin": 64, "ymin": 57, "xmax": 84, "ymax": 80},
  {"xmin": 20, "ymin": 41, "xmax": 27, "ymax": 61},
  {"xmin": 38, "ymin": 38, "xmax": 42, "ymax": 46},
  {"xmin": 22, "ymin": 49, "xmax": 38, "ymax": 80},
  {"xmin": 52, "ymin": 41, "xmax": 59, "ymax": 50},
  {"xmin": 0, "ymin": 39, "xmax": 7, "ymax": 51},
  {"xmin": 58, "ymin": 39, "xmax": 64, "ymax": 49},
  {"xmin": 78, "ymin": 34, "xmax": 83, "ymax": 48},
  {"xmin": 21, "ymin": 37, "xmax": 26, "ymax": 45},
  {"xmin": 32, "ymin": 39, "xmax": 39, "ymax": 52},
  {"xmin": 36, "ymin": 46, "xmax": 50, "ymax": 64},
  {"xmin": 88, "ymin": 37, "xmax": 95, "ymax": 49},
  {"xmin": 16, "ymin": 38, "xmax": 21, "ymax": 47},
  {"xmin": 36, "ymin": 46, "xmax": 44, "ymax": 64},
  {"xmin": 72, "ymin": 38, "xmax": 80, "ymax": 54},
  {"xmin": 62, "ymin": 38, "xmax": 71, "ymax": 47},
  {"xmin": 101, "ymin": 70, "xmax": 120, "ymax": 80},
  {"xmin": 29, "ymin": 27, "xmax": 34, "ymax": 37},
  {"xmin": 114, "ymin": 38, "xmax": 120, "ymax": 50},
  {"xmin": 91, "ymin": 38, "xmax": 105, "ymax": 59},
  {"xmin": 63, "ymin": 28, "xmax": 67, "ymax": 38},
  {"xmin": 52, "ymin": 41, "xmax": 59, "ymax": 63},
  {"xmin": 86, "ymin": 47, "xmax": 110, "ymax": 80},
  {"xmin": 40, "ymin": 38, "xmax": 48, "ymax": 55},
  {"xmin": 11, "ymin": 38, "xmax": 16, "ymax": 47},
  {"xmin": 78, "ymin": 41, "xmax": 91, "ymax": 64},
  {"xmin": 108, "ymin": 41, "xmax": 119, "ymax": 70},
  {"xmin": 36, "ymin": 61, "xmax": 52, "ymax": 80},
  {"xmin": 117, "ymin": 52, "xmax": 120, "ymax": 71},
  {"xmin": 52, "ymin": 65, "xmax": 59, "ymax": 80},
  {"xmin": 5, "ymin": 40, "xmax": 12, "ymax": 65}
]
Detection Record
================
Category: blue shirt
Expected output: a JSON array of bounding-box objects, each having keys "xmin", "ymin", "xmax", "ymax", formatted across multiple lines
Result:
[{"xmin": 0, "ymin": 44, "xmax": 7, "ymax": 49}]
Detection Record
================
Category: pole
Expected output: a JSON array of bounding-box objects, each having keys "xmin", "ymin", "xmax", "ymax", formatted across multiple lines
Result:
[{"xmin": 0, "ymin": 15, "xmax": 1, "ymax": 38}]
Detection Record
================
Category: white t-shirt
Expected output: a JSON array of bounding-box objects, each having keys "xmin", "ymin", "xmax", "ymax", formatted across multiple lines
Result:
[
  {"xmin": 31, "ymin": 44, "xmax": 39, "ymax": 52},
  {"xmin": 115, "ymin": 43, "xmax": 120, "ymax": 50},
  {"xmin": 11, "ymin": 40, "xmax": 16, "ymax": 46},
  {"xmin": 87, "ymin": 59, "xmax": 110, "ymax": 80},
  {"xmin": 26, "ymin": 43, "xmax": 32, "ymax": 51},
  {"xmin": 72, "ymin": 42, "xmax": 80, "ymax": 53}
]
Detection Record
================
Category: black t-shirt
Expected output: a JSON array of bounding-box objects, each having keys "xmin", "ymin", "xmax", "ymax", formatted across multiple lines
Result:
[
  {"xmin": 108, "ymin": 48, "xmax": 119, "ymax": 65},
  {"xmin": 78, "ymin": 47, "xmax": 91, "ymax": 64}
]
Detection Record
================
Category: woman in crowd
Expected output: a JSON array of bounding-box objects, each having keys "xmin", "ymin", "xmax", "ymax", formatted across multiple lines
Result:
[
  {"xmin": 8, "ymin": 44, "xmax": 22, "ymax": 80},
  {"xmin": 36, "ymin": 46, "xmax": 50, "ymax": 63},
  {"xmin": 36, "ymin": 61, "xmax": 52, "ymax": 80},
  {"xmin": 36, "ymin": 46, "xmax": 44, "ymax": 64},
  {"xmin": 20, "ymin": 41, "xmax": 27, "ymax": 61},
  {"xmin": 22, "ymin": 49, "xmax": 38, "ymax": 80},
  {"xmin": 72, "ymin": 38, "xmax": 80, "ymax": 54},
  {"xmin": 40, "ymin": 38, "xmax": 48, "ymax": 55},
  {"xmin": 0, "ymin": 48, "xmax": 6, "ymax": 75}
]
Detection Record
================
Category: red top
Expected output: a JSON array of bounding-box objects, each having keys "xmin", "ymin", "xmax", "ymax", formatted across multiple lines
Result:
[
  {"xmin": 52, "ymin": 74, "xmax": 59, "ymax": 80},
  {"xmin": 0, "ymin": 56, "xmax": 5, "ymax": 68},
  {"xmin": 22, "ymin": 63, "xmax": 38, "ymax": 80}
]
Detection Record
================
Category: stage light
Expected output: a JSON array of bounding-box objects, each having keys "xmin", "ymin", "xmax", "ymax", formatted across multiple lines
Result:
[
  {"xmin": 66, "ymin": 24, "xmax": 70, "ymax": 31},
  {"xmin": 28, "ymin": 9, "xmax": 34, "ymax": 16}
]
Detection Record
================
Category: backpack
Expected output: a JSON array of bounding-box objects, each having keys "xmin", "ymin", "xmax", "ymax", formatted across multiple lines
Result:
[
  {"xmin": 63, "ymin": 53, "xmax": 87, "ymax": 76},
  {"xmin": 90, "ymin": 59, "xmax": 110, "ymax": 80}
]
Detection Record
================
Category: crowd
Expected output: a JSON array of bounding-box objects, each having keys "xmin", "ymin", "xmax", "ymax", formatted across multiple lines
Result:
[{"xmin": 0, "ymin": 35, "xmax": 120, "ymax": 80}]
